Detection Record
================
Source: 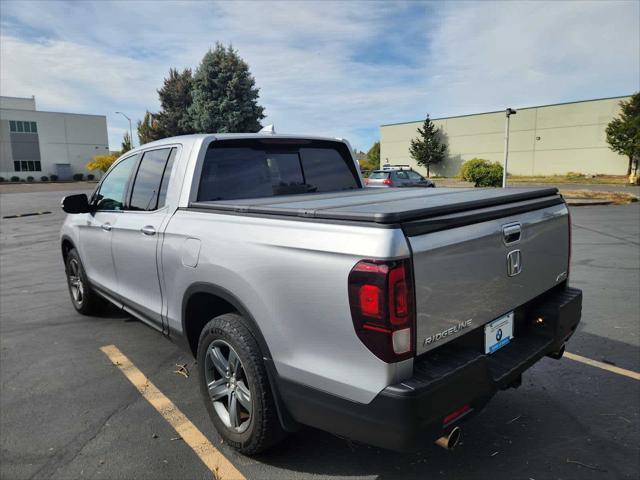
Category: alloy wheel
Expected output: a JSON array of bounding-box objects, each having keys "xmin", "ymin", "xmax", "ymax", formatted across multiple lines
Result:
[
  {"xmin": 204, "ymin": 339, "xmax": 252, "ymax": 433},
  {"xmin": 68, "ymin": 258, "xmax": 84, "ymax": 304}
]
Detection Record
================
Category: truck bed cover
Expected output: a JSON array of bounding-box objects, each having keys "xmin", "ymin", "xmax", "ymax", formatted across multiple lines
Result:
[{"xmin": 189, "ymin": 187, "xmax": 563, "ymax": 228}]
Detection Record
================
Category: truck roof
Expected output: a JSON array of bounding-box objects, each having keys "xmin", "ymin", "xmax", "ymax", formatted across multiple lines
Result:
[{"xmin": 130, "ymin": 133, "xmax": 350, "ymax": 153}]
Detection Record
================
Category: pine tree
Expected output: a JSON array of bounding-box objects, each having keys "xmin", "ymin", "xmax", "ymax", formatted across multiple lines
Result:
[
  {"xmin": 121, "ymin": 131, "xmax": 132, "ymax": 153},
  {"xmin": 137, "ymin": 111, "xmax": 162, "ymax": 145},
  {"xmin": 188, "ymin": 43, "xmax": 265, "ymax": 133},
  {"xmin": 408, "ymin": 115, "xmax": 447, "ymax": 177},
  {"xmin": 606, "ymin": 92, "xmax": 639, "ymax": 176},
  {"xmin": 155, "ymin": 68, "xmax": 195, "ymax": 137}
]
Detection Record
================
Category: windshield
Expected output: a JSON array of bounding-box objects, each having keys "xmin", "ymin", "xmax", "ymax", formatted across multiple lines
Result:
[{"xmin": 197, "ymin": 139, "xmax": 360, "ymax": 201}]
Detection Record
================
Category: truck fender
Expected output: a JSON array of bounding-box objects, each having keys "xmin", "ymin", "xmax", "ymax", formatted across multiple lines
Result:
[{"xmin": 181, "ymin": 282, "xmax": 299, "ymax": 432}]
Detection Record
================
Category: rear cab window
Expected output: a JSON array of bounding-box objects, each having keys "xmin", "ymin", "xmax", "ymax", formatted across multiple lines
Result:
[
  {"xmin": 197, "ymin": 139, "xmax": 360, "ymax": 201},
  {"xmin": 368, "ymin": 171, "xmax": 389, "ymax": 180}
]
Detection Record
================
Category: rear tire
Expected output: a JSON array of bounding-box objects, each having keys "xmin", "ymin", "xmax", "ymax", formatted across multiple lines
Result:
[
  {"xmin": 197, "ymin": 313, "xmax": 286, "ymax": 454},
  {"xmin": 65, "ymin": 248, "xmax": 104, "ymax": 315}
]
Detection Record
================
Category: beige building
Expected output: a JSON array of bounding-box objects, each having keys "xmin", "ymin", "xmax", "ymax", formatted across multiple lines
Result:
[
  {"xmin": 380, "ymin": 95, "xmax": 631, "ymax": 177},
  {"xmin": 0, "ymin": 96, "xmax": 109, "ymax": 180}
]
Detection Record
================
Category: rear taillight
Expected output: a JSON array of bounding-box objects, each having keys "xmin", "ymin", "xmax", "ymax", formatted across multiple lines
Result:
[
  {"xmin": 348, "ymin": 259, "xmax": 415, "ymax": 362},
  {"xmin": 383, "ymin": 178, "xmax": 393, "ymax": 185}
]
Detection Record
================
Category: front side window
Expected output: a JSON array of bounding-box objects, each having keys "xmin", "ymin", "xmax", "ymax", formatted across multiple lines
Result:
[
  {"xmin": 94, "ymin": 155, "xmax": 137, "ymax": 211},
  {"xmin": 197, "ymin": 139, "xmax": 360, "ymax": 201},
  {"xmin": 128, "ymin": 148, "xmax": 174, "ymax": 211},
  {"xmin": 406, "ymin": 171, "xmax": 423, "ymax": 181}
]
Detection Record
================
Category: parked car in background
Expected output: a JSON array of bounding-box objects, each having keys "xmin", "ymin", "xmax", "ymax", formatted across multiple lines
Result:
[{"xmin": 366, "ymin": 164, "xmax": 435, "ymax": 188}]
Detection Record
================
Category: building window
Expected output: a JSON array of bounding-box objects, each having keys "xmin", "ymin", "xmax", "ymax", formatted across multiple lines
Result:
[
  {"xmin": 13, "ymin": 160, "xmax": 41, "ymax": 172},
  {"xmin": 9, "ymin": 120, "xmax": 38, "ymax": 134}
]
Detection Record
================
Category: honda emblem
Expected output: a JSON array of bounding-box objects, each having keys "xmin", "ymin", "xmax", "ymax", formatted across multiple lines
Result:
[{"xmin": 507, "ymin": 250, "xmax": 522, "ymax": 277}]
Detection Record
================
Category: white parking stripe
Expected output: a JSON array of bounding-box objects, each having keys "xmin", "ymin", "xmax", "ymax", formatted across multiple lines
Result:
[{"xmin": 101, "ymin": 345, "xmax": 246, "ymax": 480}]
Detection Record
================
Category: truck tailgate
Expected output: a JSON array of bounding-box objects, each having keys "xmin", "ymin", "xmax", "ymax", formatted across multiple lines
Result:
[{"xmin": 406, "ymin": 200, "xmax": 570, "ymax": 355}]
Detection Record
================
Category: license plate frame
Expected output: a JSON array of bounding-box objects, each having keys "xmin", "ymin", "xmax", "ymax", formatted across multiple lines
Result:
[{"xmin": 485, "ymin": 311, "xmax": 514, "ymax": 354}]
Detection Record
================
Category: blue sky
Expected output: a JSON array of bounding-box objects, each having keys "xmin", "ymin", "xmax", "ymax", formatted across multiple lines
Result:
[{"xmin": 1, "ymin": 0, "xmax": 638, "ymax": 152}]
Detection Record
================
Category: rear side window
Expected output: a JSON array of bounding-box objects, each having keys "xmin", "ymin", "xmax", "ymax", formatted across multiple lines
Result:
[
  {"xmin": 368, "ymin": 171, "xmax": 389, "ymax": 180},
  {"xmin": 197, "ymin": 139, "xmax": 360, "ymax": 201},
  {"xmin": 129, "ymin": 148, "xmax": 175, "ymax": 211}
]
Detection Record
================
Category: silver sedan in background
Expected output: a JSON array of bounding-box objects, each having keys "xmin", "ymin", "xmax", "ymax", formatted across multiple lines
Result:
[{"xmin": 365, "ymin": 165, "xmax": 435, "ymax": 188}]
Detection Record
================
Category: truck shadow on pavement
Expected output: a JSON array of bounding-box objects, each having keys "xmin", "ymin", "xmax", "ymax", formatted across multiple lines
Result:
[{"xmin": 253, "ymin": 330, "xmax": 639, "ymax": 480}]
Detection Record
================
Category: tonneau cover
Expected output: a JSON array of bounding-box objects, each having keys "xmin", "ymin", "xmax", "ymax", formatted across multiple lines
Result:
[{"xmin": 189, "ymin": 187, "xmax": 561, "ymax": 224}]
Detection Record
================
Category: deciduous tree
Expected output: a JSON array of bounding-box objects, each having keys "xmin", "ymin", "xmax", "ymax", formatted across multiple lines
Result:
[
  {"xmin": 606, "ymin": 93, "xmax": 640, "ymax": 176},
  {"xmin": 86, "ymin": 154, "xmax": 118, "ymax": 173}
]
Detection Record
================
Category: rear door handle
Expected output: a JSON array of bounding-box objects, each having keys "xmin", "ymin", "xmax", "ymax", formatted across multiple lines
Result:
[
  {"xmin": 141, "ymin": 225, "xmax": 156, "ymax": 236},
  {"xmin": 101, "ymin": 223, "xmax": 112, "ymax": 232}
]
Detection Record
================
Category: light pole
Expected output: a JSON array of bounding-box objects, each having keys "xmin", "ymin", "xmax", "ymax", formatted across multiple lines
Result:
[
  {"xmin": 115, "ymin": 111, "xmax": 133, "ymax": 148},
  {"xmin": 502, "ymin": 108, "xmax": 517, "ymax": 188}
]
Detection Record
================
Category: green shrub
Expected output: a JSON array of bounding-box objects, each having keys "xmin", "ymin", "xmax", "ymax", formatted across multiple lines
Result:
[
  {"xmin": 459, "ymin": 158, "xmax": 503, "ymax": 187},
  {"xmin": 50, "ymin": 174, "xmax": 58, "ymax": 181},
  {"xmin": 26, "ymin": 176, "xmax": 34, "ymax": 182},
  {"xmin": 566, "ymin": 171, "xmax": 584, "ymax": 179},
  {"xmin": 72, "ymin": 173, "xmax": 84, "ymax": 181},
  {"xmin": 0, "ymin": 177, "xmax": 5, "ymax": 182},
  {"xmin": 40, "ymin": 176, "xmax": 49, "ymax": 182},
  {"xmin": 10, "ymin": 176, "xmax": 20, "ymax": 182},
  {"xmin": 87, "ymin": 174, "xmax": 95, "ymax": 181}
]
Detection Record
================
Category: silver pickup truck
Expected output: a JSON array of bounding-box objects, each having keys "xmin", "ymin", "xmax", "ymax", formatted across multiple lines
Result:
[{"xmin": 60, "ymin": 133, "xmax": 582, "ymax": 454}]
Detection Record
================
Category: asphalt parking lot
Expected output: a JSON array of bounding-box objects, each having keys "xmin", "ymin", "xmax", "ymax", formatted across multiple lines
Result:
[{"xmin": 1, "ymin": 186, "xmax": 639, "ymax": 480}]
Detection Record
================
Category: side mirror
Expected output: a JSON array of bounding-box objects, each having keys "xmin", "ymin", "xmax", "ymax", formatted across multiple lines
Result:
[{"xmin": 61, "ymin": 194, "xmax": 91, "ymax": 214}]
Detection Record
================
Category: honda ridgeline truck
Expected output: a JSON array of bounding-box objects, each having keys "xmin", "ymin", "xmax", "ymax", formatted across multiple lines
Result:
[{"xmin": 60, "ymin": 133, "xmax": 582, "ymax": 454}]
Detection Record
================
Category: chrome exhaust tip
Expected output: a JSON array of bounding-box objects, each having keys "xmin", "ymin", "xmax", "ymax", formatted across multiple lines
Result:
[
  {"xmin": 435, "ymin": 426, "xmax": 461, "ymax": 450},
  {"xmin": 548, "ymin": 344, "xmax": 566, "ymax": 360}
]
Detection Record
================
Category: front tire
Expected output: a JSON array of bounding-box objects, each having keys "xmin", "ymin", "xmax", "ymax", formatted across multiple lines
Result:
[
  {"xmin": 197, "ymin": 313, "xmax": 286, "ymax": 454},
  {"xmin": 65, "ymin": 248, "xmax": 104, "ymax": 315}
]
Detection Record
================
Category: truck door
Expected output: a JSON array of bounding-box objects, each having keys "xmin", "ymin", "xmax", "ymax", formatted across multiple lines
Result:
[
  {"xmin": 111, "ymin": 147, "xmax": 177, "ymax": 332},
  {"xmin": 80, "ymin": 154, "xmax": 138, "ymax": 296}
]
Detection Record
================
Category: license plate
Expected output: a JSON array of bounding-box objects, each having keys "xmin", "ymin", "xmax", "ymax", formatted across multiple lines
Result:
[{"xmin": 485, "ymin": 312, "xmax": 514, "ymax": 354}]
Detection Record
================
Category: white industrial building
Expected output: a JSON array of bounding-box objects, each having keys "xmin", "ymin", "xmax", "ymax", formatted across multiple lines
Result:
[{"xmin": 0, "ymin": 96, "xmax": 109, "ymax": 180}]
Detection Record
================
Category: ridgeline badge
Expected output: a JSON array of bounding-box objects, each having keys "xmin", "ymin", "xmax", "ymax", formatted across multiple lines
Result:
[{"xmin": 423, "ymin": 319, "xmax": 473, "ymax": 347}]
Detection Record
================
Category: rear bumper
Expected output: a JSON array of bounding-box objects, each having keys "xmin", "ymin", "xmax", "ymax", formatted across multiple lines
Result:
[{"xmin": 277, "ymin": 286, "xmax": 582, "ymax": 451}]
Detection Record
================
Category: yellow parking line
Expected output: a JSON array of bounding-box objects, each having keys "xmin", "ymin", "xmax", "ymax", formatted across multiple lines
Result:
[
  {"xmin": 565, "ymin": 351, "xmax": 640, "ymax": 381},
  {"xmin": 100, "ymin": 345, "xmax": 245, "ymax": 480}
]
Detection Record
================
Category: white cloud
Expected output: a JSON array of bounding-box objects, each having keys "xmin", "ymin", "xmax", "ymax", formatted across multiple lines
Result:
[
  {"xmin": 423, "ymin": 0, "xmax": 640, "ymax": 117},
  {"xmin": 1, "ymin": 0, "xmax": 638, "ymax": 150}
]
